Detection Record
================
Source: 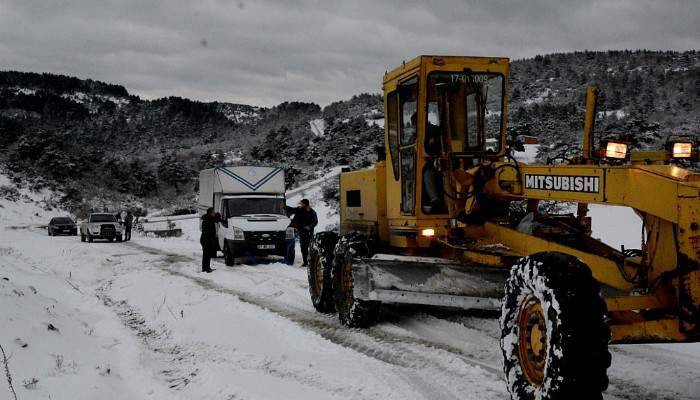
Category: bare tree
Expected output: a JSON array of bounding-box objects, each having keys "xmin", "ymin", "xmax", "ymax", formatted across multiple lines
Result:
[{"xmin": 0, "ymin": 344, "xmax": 18, "ymax": 400}]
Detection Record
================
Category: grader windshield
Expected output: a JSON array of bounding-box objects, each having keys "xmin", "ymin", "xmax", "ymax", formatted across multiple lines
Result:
[{"xmin": 425, "ymin": 72, "xmax": 504, "ymax": 156}]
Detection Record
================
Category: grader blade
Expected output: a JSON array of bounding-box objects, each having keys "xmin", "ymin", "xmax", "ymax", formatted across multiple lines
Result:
[{"xmin": 351, "ymin": 254, "xmax": 506, "ymax": 310}]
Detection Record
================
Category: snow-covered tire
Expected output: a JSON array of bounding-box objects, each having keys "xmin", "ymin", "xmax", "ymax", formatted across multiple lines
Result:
[
  {"xmin": 500, "ymin": 252, "xmax": 610, "ymax": 400},
  {"xmin": 224, "ymin": 242, "xmax": 235, "ymax": 266},
  {"xmin": 333, "ymin": 233, "xmax": 380, "ymax": 327},
  {"xmin": 308, "ymin": 231, "xmax": 338, "ymax": 313}
]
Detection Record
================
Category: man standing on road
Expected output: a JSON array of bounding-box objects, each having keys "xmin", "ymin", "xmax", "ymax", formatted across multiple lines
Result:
[
  {"xmin": 124, "ymin": 211, "xmax": 134, "ymax": 241},
  {"xmin": 200, "ymin": 207, "xmax": 217, "ymax": 273},
  {"xmin": 284, "ymin": 199, "xmax": 318, "ymax": 267}
]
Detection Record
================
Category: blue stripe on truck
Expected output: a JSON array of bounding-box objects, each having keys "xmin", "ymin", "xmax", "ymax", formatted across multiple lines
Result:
[{"xmin": 215, "ymin": 167, "xmax": 283, "ymax": 191}]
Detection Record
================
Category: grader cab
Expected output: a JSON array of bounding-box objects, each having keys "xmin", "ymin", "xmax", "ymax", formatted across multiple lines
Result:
[{"xmin": 307, "ymin": 55, "xmax": 700, "ymax": 400}]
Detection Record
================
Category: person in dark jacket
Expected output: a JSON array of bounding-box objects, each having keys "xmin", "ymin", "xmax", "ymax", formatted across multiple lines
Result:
[
  {"xmin": 284, "ymin": 199, "xmax": 318, "ymax": 266},
  {"xmin": 200, "ymin": 208, "xmax": 218, "ymax": 273},
  {"xmin": 124, "ymin": 211, "xmax": 134, "ymax": 241}
]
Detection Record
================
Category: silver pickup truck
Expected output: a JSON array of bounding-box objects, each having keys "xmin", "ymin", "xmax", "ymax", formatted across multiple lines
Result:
[{"xmin": 80, "ymin": 213, "xmax": 123, "ymax": 242}]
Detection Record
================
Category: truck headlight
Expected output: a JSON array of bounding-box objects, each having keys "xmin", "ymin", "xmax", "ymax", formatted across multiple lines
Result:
[
  {"xmin": 232, "ymin": 227, "xmax": 245, "ymax": 241},
  {"xmin": 286, "ymin": 227, "xmax": 295, "ymax": 240}
]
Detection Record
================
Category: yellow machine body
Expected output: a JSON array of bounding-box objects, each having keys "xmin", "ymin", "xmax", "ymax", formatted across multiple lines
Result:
[{"xmin": 339, "ymin": 55, "xmax": 700, "ymax": 344}]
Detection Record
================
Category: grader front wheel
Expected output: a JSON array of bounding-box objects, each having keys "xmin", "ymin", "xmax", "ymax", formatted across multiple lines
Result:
[
  {"xmin": 517, "ymin": 295, "xmax": 547, "ymax": 387},
  {"xmin": 333, "ymin": 233, "xmax": 379, "ymax": 327},
  {"xmin": 500, "ymin": 252, "xmax": 611, "ymax": 400}
]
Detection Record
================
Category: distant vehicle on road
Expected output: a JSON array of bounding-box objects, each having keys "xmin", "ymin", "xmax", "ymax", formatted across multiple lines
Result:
[
  {"xmin": 80, "ymin": 213, "xmax": 123, "ymax": 242},
  {"xmin": 47, "ymin": 217, "xmax": 77, "ymax": 236}
]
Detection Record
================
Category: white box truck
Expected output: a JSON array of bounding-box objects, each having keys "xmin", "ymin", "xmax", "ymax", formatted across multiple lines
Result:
[{"xmin": 199, "ymin": 166, "xmax": 295, "ymax": 265}]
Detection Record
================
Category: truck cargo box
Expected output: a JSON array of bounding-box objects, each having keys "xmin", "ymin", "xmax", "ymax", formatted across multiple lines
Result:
[{"xmin": 199, "ymin": 166, "xmax": 285, "ymax": 208}]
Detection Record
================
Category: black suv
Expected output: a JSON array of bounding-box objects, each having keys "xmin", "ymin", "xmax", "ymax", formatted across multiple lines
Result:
[{"xmin": 48, "ymin": 217, "xmax": 78, "ymax": 236}]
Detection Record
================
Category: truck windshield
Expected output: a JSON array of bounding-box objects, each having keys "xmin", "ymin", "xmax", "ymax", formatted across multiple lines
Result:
[
  {"xmin": 224, "ymin": 197, "xmax": 285, "ymax": 217},
  {"xmin": 53, "ymin": 218, "xmax": 74, "ymax": 224},
  {"xmin": 90, "ymin": 214, "xmax": 117, "ymax": 222}
]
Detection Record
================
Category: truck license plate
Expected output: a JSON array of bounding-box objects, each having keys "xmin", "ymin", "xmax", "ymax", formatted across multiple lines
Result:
[{"xmin": 257, "ymin": 244, "xmax": 275, "ymax": 250}]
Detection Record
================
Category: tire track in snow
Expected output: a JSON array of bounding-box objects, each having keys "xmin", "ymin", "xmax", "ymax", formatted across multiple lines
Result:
[{"xmin": 120, "ymin": 241, "xmax": 504, "ymax": 388}]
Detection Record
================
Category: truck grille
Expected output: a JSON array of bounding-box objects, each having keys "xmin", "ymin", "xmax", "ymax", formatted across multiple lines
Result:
[
  {"xmin": 100, "ymin": 225, "xmax": 115, "ymax": 236},
  {"xmin": 244, "ymin": 231, "xmax": 285, "ymax": 242}
]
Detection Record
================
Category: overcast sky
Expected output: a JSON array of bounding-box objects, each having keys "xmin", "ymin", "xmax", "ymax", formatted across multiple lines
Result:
[{"xmin": 1, "ymin": 0, "xmax": 698, "ymax": 107}]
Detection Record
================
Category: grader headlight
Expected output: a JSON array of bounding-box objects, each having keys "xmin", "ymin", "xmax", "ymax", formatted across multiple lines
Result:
[
  {"xmin": 671, "ymin": 142, "xmax": 694, "ymax": 159},
  {"xmin": 603, "ymin": 141, "xmax": 628, "ymax": 160},
  {"xmin": 421, "ymin": 228, "xmax": 435, "ymax": 237}
]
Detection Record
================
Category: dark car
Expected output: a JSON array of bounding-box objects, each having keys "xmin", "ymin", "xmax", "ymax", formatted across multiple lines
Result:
[{"xmin": 48, "ymin": 217, "xmax": 78, "ymax": 236}]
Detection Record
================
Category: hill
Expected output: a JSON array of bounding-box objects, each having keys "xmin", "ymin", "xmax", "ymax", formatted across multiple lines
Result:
[{"xmin": 0, "ymin": 50, "xmax": 697, "ymax": 212}]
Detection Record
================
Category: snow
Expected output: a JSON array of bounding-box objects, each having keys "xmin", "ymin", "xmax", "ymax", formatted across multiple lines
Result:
[
  {"xmin": 221, "ymin": 107, "xmax": 261, "ymax": 123},
  {"xmin": 60, "ymin": 91, "xmax": 90, "ymax": 104},
  {"xmin": 96, "ymin": 94, "xmax": 130, "ymax": 106},
  {"xmin": 11, "ymin": 87, "xmax": 37, "ymax": 96},
  {"xmin": 223, "ymin": 150, "xmax": 243, "ymax": 164},
  {"xmin": 1, "ymin": 169, "xmax": 700, "ymax": 400},
  {"xmin": 598, "ymin": 109, "xmax": 627, "ymax": 119},
  {"xmin": 589, "ymin": 204, "xmax": 642, "ymax": 250},
  {"xmin": 513, "ymin": 144, "xmax": 539, "ymax": 164},
  {"xmin": 364, "ymin": 109, "xmax": 385, "ymax": 128},
  {"xmin": 523, "ymin": 88, "xmax": 555, "ymax": 105},
  {"xmin": 366, "ymin": 118, "xmax": 384, "ymax": 128},
  {"xmin": 309, "ymin": 118, "xmax": 326, "ymax": 137}
]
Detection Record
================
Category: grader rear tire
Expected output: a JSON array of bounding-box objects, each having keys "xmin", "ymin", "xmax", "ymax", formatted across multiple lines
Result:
[
  {"xmin": 500, "ymin": 252, "xmax": 610, "ymax": 400},
  {"xmin": 307, "ymin": 232, "xmax": 338, "ymax": 313},
  {"xmin": 333, "ymin": 233, "xmax": 380, "ymax": 327}
]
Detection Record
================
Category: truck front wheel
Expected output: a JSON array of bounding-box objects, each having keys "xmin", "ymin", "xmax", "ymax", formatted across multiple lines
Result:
[
  {"xmin": 500, "ymin": 252, "xmax": 610, "ymax": 400},
  {"xmin": 284, "ymin": 239, "xmax": 296, "ymax": 265},
  {"xmin": 333, "ymin": 233, "xmax": 379, "ymax": 327},
  {"xmin": 224, "ymin": 241, "xmax": 235, "ymax": 266},
  {"xmin": 308, "ymin": 232, "xmax": 338, "ymax": 313}
]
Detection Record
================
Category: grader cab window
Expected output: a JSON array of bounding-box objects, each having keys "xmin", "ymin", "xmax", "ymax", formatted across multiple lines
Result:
[
  {"xmin": 386, "ymin": 91, "xmax": 400, "ymax": 180},
  {"xmin": 426, "ymin": 72, "xmax": 504, "ymax": 154},
  {"xmin": 400, "ymin": 77, "xmax": 418, "ymax": 146},
  {"xmin": 399, "ymin": 76, "xmax": 418, "ymax": 214}
]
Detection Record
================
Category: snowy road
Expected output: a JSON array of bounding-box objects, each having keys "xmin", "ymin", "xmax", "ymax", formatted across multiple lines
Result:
[
  {"xmin": 2, "ymin": 220, "xmax": 700, "ymax": 400},
  {"xmin": 1, "ymin": 172, "xmax": 700, "ymax": 400}
]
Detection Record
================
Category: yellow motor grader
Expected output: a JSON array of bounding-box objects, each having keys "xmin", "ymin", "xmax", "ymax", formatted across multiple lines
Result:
[{"xmin": 306, "ymin": 55, "xmax": 700, "ymax": 400}]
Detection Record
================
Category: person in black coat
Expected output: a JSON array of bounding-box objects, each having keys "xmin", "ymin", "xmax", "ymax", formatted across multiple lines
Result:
[
  {"xmin": 284, "ymin": 199, "xmax": 318, "ymax": 266},
  {"xmin": 200, "ymin": 207, "xmax": 218, "ymax": 273},
  {"xmin": 124, "ymin": 211, "xmax": 134, "ymax": 241}
]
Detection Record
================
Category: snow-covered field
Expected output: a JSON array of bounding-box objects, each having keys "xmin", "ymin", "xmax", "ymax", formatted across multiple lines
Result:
[{"xmin": 1, "ymin": 172, "xmax": 700, "ymax": 400}]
